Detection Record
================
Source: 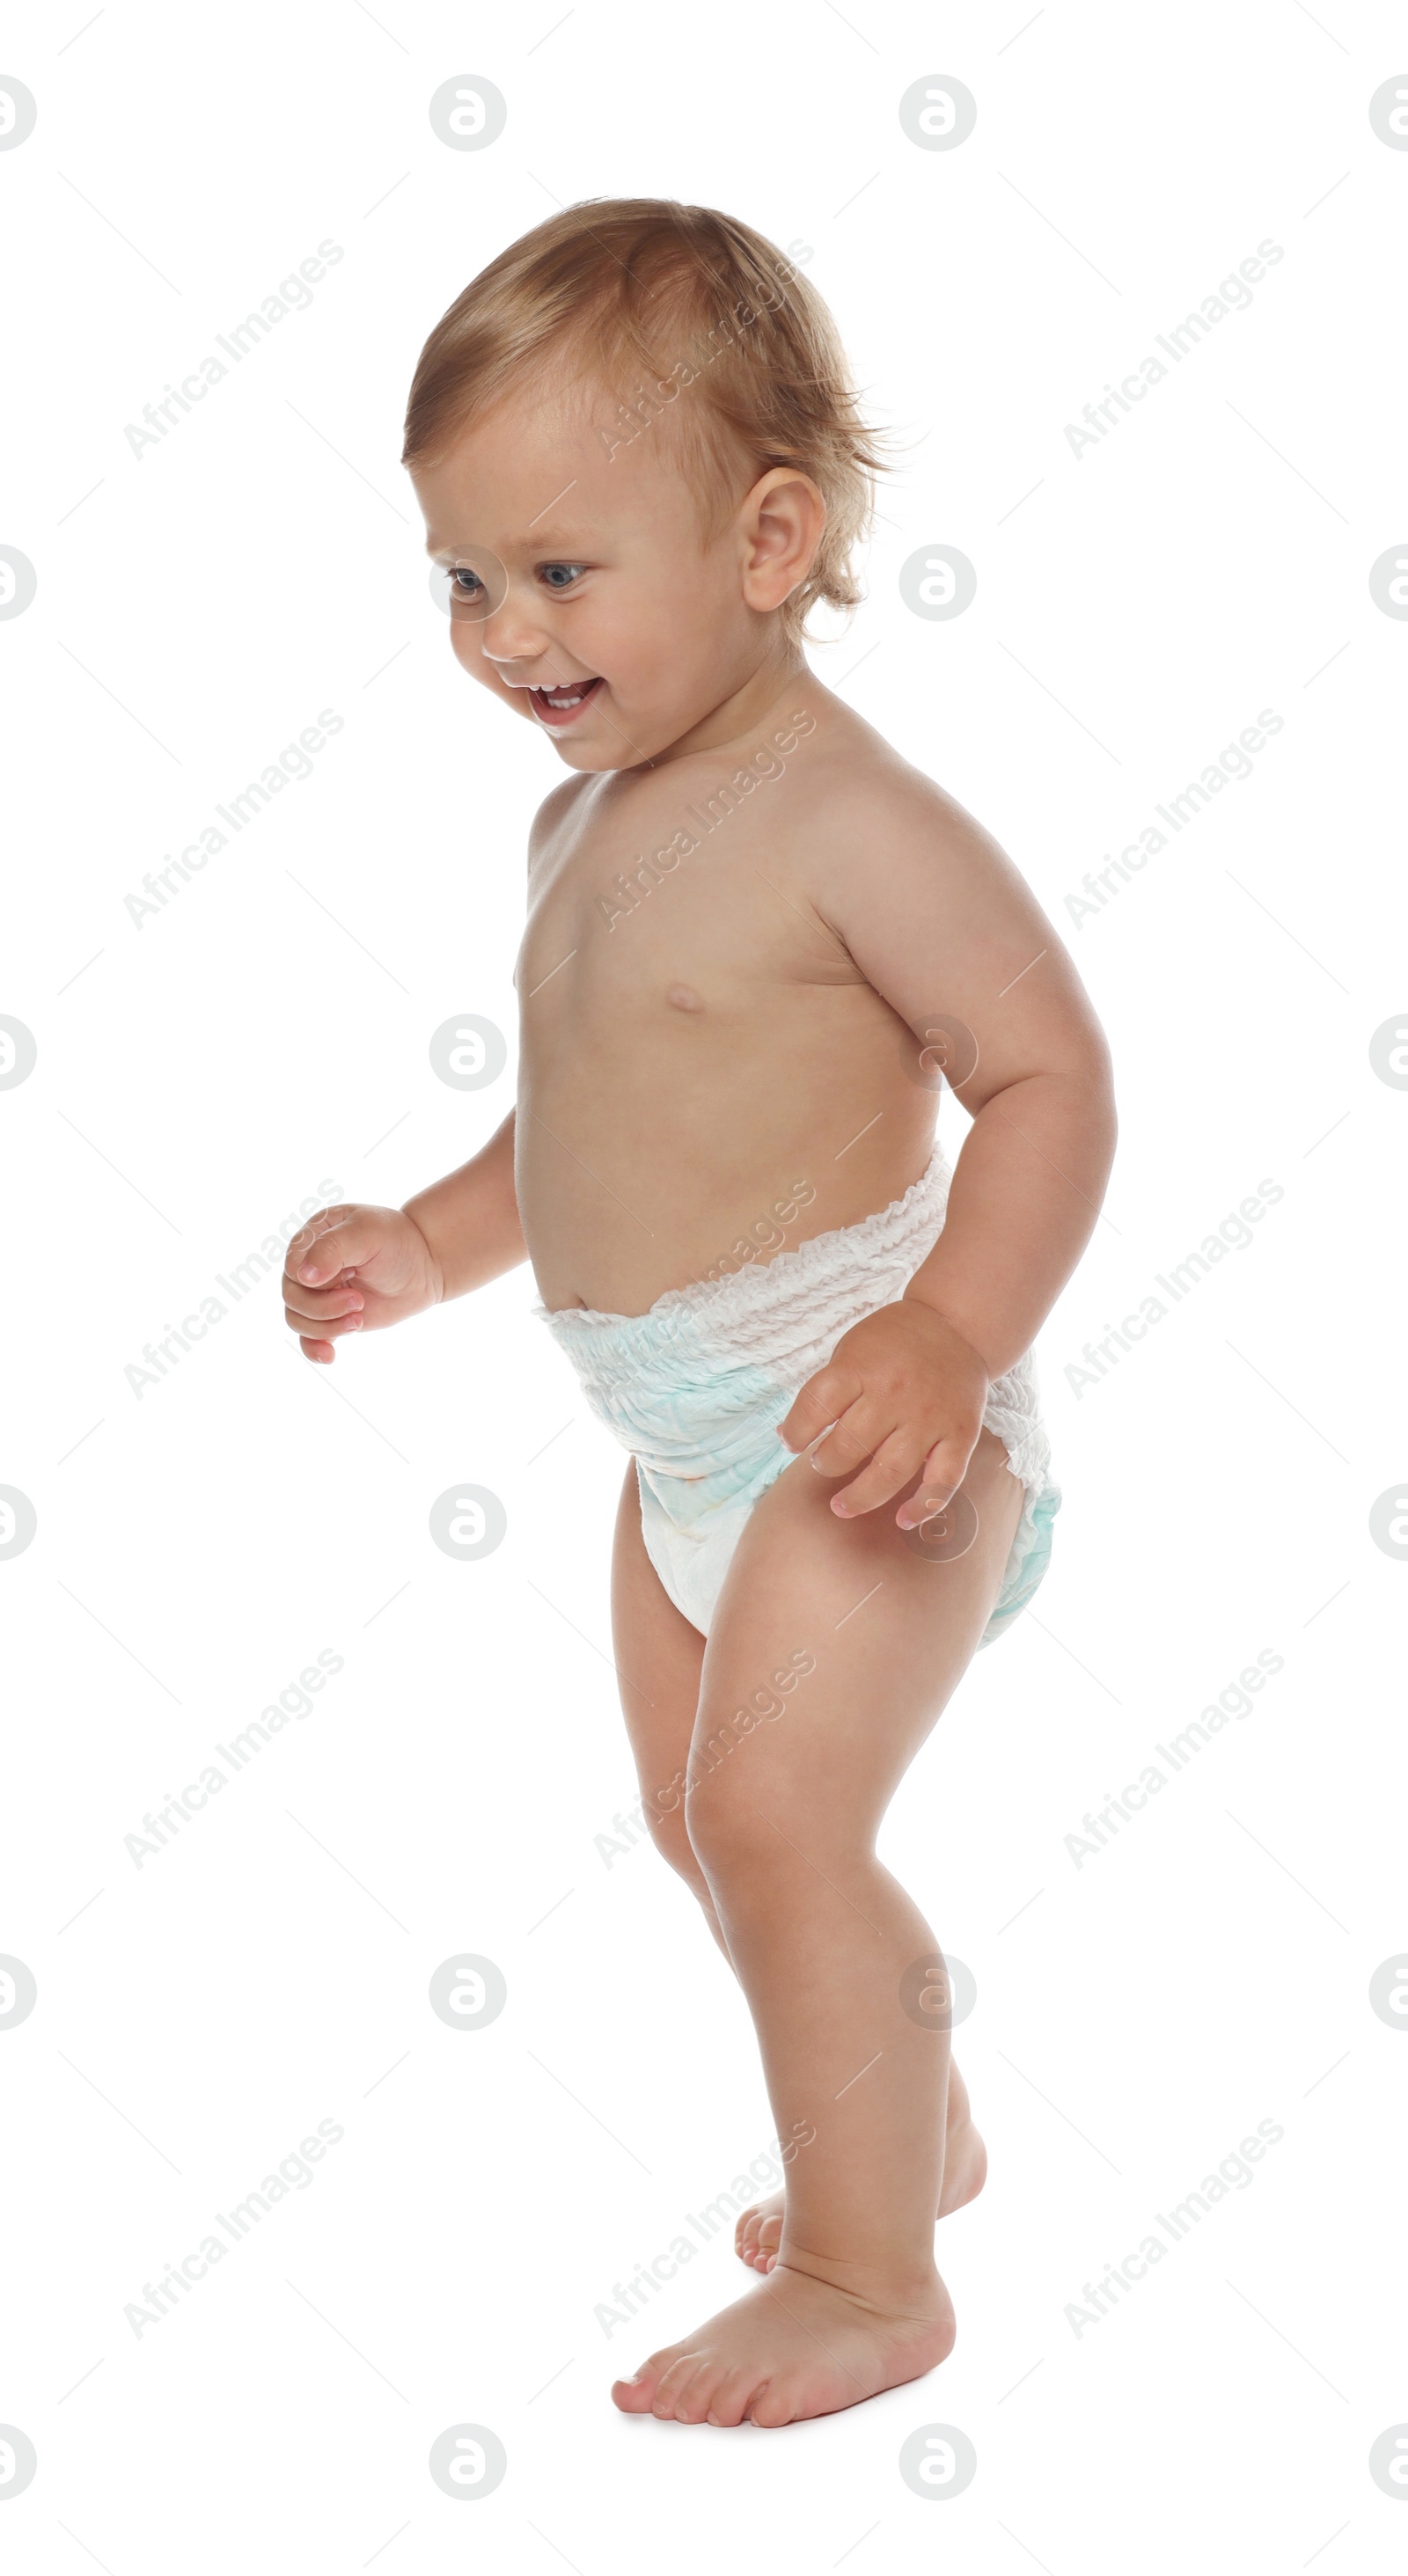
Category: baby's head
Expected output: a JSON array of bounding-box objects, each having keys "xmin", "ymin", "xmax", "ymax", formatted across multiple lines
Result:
[{"xmin": 403, "ymin": 199, "xmax": 882, "ymax": 769}]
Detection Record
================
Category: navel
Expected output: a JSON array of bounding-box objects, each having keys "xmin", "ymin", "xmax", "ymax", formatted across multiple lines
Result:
[{"xmin": 665, "ymin": 981, "xmax": 704, "ymax": 1012}]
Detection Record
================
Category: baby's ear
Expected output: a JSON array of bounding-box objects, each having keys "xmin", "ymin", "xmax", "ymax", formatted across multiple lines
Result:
[{"xmin": 739, "ymin": 469, "xmax": 826, "ymax": 612}]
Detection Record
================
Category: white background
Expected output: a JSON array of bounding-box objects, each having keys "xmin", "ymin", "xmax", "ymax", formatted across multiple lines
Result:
[{"xmin": 2, "ymin": 0, "xmax": 1405, "ymax": 2565}]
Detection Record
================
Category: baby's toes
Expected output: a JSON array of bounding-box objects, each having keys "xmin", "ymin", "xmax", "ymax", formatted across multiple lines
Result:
[
  {"xmin": 672, "ymin": 2359, "xmax": 726, "ymax": 2423},
  {"xmin": 736, "ymin": 2193, "xmax": 786, "ymax": 2270},
  {"xmin": 747, "ymin": 2372, "xmax": 800, "ymax": 2430},
  {"xmin": 611, "ymin": 2345, "xmax": 676, "ymax": 2413},
  {"xmin": 707, "ymin": 2366, "xmax": 761, "ymax": 2428},
  {"xmin": 735, "ymin": 2204, "xmax": 764, "ymax": 2265},
  {"xmin": 649, "ymin": 2352, "xmax": 704, "ymax": 2419}
]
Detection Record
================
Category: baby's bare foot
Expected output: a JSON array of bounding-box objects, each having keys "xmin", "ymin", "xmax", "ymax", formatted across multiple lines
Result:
[
  {"xmin": 611, "ymin": 2263, "xmax": 955, "ymax": 2427},
  {"xmin": 736, "ymin": 2072, "xmax": 987, "ymax": 2276}
]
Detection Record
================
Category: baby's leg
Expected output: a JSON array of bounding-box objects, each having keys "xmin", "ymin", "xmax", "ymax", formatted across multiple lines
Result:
[
  {"xmin": 736, "ymin": 2056, "xmax": 986, "ymax": 2275},
  {"xmin": 607, "ymin": 1462, "xmax": 725, "ymax": 1954},
  {"xmin": 612, "ymin": 1428, "xmax": 1023, "ymax": 2427},
  {"xmin": 611, "ymin": 1458, "xmax": 988, "ymax": 2258},
  {"xmin": 609, "ymin": 1458, "xmax": 989, "ymax": 2204}
]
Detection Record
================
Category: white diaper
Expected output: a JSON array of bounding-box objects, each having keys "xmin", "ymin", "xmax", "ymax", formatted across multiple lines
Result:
[{"xmin": 537, "ymin": 1145, "xmax": 1060, "ymax": 1646}]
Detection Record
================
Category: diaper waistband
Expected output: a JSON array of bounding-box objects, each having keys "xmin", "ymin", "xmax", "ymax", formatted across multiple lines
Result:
[{"xmin": 536, "ymin": 1142, "xmax": 954, "ymax": 1394}]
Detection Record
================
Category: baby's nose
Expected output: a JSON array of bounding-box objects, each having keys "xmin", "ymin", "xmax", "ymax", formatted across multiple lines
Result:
[{"xmin": 480, "ymin": 597, "xmax": 553, "ymax": 669}]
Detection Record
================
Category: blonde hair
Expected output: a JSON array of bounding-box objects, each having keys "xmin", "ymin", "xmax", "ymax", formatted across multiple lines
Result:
[{"xmin": 402, "ymin": 198, "xmax": 886, "ymax": 640}]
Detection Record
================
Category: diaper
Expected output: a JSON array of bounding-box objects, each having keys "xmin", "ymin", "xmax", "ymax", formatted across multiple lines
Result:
[{"xmin": 535, "ymin": 1145, "xmax": 1060, "ymax": 1649}]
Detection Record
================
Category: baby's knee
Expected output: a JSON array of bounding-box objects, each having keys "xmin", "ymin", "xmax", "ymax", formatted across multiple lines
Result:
[
  {"xmin": 684, "ymin": 1757, "xmax": 782, "ymax": 1895},
  {"xmin": 642, "ymin": 1788, "xmax": 709, "ymax": 1893}
]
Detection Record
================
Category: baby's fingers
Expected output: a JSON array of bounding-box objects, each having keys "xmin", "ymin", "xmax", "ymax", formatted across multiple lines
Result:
[
  {"xmin": 830, "ymin": 1428, "xmax": 926, "ymax": 1519},
  {"xmin": 894, "ymin": 1433, "xmax": 976, "ymax": 1530},
  {"xmin": 286, "ymin": 1204, "xmax": 353, "ymax": 1280},
  {"xmin": 778, "ymin": 1362, "xmax": 863, "ymax": 1455},
  {"xmin": 806, "ymin": 1393, "xmax": 895, "ymax": 1483},
  {"xmin": 285, "ymin": 1302, "xmax": 363, "ymax": 1350},
  {"xmin": 282, "ymin": 1277, "xmax": 365, "ymax": 1325},
  {"xmin": 289, "ymin": 1208, "xmax": 383, "ymax": 1286}
]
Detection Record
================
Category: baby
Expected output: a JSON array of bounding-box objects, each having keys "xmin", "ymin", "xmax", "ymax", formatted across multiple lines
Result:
[{"xmin": 282, "ymin": 200, "xmax": 1115, "ymax": 2429}]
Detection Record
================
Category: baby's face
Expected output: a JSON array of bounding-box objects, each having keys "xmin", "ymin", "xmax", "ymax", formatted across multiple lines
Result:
[{"xmin": 412, "ymin": 370, "xmax": 783, "ymax": 770}]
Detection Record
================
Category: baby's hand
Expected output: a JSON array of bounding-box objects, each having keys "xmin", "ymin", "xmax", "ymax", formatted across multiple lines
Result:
[
  {"xmin": 779, "ymin": 1302, "xmax": 989, "ymax": 1526},
  {"xmin": 282, "ymin": 1203, "xmax": 442, "ymax": 1365}
]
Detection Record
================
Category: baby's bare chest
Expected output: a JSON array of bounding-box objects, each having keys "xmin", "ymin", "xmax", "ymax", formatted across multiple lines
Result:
[
  {"xmin": 517, "ymin": 770, "xmax": 859, "ymax": 1062},
  {"xmin": 510, "ymin": 750, "xmax": 935, "ymax": 1311}
]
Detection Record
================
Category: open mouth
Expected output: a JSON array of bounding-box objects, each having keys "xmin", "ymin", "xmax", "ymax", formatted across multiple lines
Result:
[{"xmin": 528, "ymin": 677, "xmax": 604, "ymax": 728}]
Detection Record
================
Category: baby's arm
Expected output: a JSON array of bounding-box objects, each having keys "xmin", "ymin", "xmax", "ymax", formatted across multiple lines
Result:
[
  {"xmin": 400, "ymin": 1109, "xmax": 526, "ymax": 1299},
  {"xmin": 281, "ymin": 1109, "xmax": 526, "ymax": 1364},
  {"xmin": 781, "ymin": 779, "xmax": 1116, "ymax": 1520},
  {"xmin": 285, "ymin": 778, "xmax": 576, "ymax": 1363}
]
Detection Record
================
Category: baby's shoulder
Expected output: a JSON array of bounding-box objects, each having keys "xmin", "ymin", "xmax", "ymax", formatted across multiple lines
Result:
[{"xmin": 791, "ymin": 698, "xmax": 995, "ymax": 884}]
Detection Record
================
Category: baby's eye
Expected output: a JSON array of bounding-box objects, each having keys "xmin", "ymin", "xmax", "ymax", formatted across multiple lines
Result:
[
  {"xmin": 449, "ymin": 567, "xmax": 485, "ymax": 598},
  {"xmin": 538, "ymin": 562, "xmax": 586, "ymax": 591}
]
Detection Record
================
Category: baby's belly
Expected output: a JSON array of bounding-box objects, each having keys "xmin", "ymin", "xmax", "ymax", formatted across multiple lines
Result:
[{"xmin": 517, "ymin": 1026, "xmax": 940, "ymax": 1315}]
